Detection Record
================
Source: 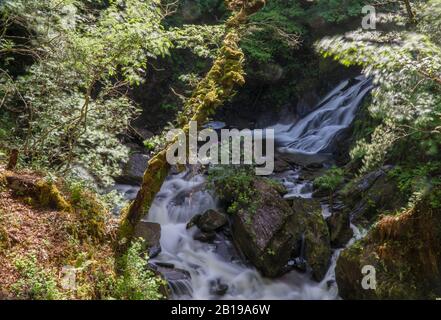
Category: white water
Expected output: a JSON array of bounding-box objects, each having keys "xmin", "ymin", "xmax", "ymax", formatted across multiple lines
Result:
[
  {"xmin": 273, "ymin": 76, "xmax": 373, "ymax": 165},
  {"xmin": 121, "ymin": 76, "xmax": 372, "ymax": 300},
  {"xmin": 147, "ymin": 171, "xmax": 339, "ymax": 300}
]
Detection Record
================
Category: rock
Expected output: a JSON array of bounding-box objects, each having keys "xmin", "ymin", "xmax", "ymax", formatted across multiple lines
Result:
[
  {"xmin": 336, "ymin": 188, "xmax": 441, "ymax": 299},
  {"xmin": 137, "ymin": 128, "xmax": 154, "ymax": 140},
  {"xmin": 339, "ymin": 166, "xmax": 404, "ymax": 226},
  {"xmin": 196, "ymin": 209, "xmax": 228, "ymax": 232},
  {"xmin": 273, "ymin": 157, "xmax": 292, "ymax": 173},
  {"xmin": 152, "ymin": 263, "xmax": 192, "ymax": 297},
  {"xmin": 209, "ymin": 279, "xmax": 229, "ymax": 296},
  {"xmin": 133, "ymin": 221, "xmax": 161, "ymax": 259},
  {"xmin": 186, "ymin": 214, "xmax": 201, "ymax": 230},
  {"xmin": 117, "ymin": 153, "xmax": 149, "ymax": 184},
  {"xmin": 193, "ymin": 230, "xmax": 216, "ymax": 243},
  {"xmin": 295, "ymin": 199, "xmax": 332, "ymax": 281},
  {"xmin": 259, "ymin": 63, "xmax": 284, "ymax": 83},
  {"xmin": 326, "ymin": 211, "xmax": 353, "ymax": 248},
  {"xmin": 228, "ymin": 178, "xmax": 331, "ymax": 280}
]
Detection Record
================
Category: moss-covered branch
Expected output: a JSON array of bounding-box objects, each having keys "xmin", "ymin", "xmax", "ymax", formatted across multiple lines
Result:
[{"xmin": 117, "ymin": 0, "xmax": 266, "ymax": 247}]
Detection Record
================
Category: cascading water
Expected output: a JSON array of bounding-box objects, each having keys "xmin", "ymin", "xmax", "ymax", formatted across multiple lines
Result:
[
  {"xmin": 118, "ymin": 76, "xmax": 372, "ymax": 300},
  {"xmin": 273, "ymin": 76, "xmax": 373, "ymax": 166},
  {"xmin": 147, "ymin": 171, "xmax": 341, "ymax": 300}
]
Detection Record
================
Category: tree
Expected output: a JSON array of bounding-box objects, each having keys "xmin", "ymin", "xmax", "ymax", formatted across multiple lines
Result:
[{"xmin": 117, "ymin": 0, "xmax": 267, "ymax": 247}]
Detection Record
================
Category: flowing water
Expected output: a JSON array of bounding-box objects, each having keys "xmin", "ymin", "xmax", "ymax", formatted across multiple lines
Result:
[{"xmin": 117, "ymin": 76, "xmax": 372, "ymax": 300}]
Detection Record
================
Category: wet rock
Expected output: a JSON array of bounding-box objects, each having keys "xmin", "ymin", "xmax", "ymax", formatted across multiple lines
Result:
[
  {"xmin": 274, "ymin": 157, "xmax": 292, "ymax": 173},
  {"xmin": 117, "ymin": 153, "xmax": 149, "ymax": 184},
  {"xmin": 186, "ymin": 214, "xmax": 201, "ymax": 230},
  {"xmin": 209, "ymin": 279, "xmax": 229, "ymax": 296},
  {"xmin": 152, "ymin": 262, "xmax": 192, "ymax": 297},
  {"xmin": 326, "ymin": 211, "xmax": 353, "ymax": 248},
  {"xmin": 228, "ymin": 179, "xmax": 331, "ymax": 280},
  {"xmin": 336, "ymin": 188, "xmax": 441, "ymax": 299},
  {"xmin": 195, "ymin": 209, "xmax": 228, "ymax": 232},
  {"xmin": 298, "ymin": 200, "xmax": 332, "ymax": 281},
  {"xmin": 133, "ymin": 221, "xmax": 161, "ymax": 258},
  {"xmin": 193, "ymin": 230, "xmax": 216, "ymax": 243}
]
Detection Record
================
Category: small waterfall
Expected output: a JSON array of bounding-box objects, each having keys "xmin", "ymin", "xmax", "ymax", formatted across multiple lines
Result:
[{"xmin": 273, "ymin": 76, "xmax": 373, "ymax": 165}]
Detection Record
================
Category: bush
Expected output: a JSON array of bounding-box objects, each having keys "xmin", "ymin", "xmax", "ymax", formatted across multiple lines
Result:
[
  {"xmin": 314, "ymin": 166, "xmax": 344, "ymax": 193},
  {"xmin": 11, "ymin": 255, "xmax": 63, "ymax": 300},
  {"xmin": 112, "ymin": 240, "xmax": 166, "ymax": 300}
]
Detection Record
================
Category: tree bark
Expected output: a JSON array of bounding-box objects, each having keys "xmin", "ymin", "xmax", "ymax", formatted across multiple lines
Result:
[{"xmin": 403, "ymin": 0, "xmax": 415, "ymax": 23}]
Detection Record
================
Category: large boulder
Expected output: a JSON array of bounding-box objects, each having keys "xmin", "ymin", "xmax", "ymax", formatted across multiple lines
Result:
[
  {"xmin": 336, "ymin": 188, "xmax": 441, "ymax": 299},
  {"xmin": 117, "ymin": 153, "xmax": 149, "ymax": 184},
  {"xmin": 228, "ymin": 179, "xmax": 331, "ymax": 280}
]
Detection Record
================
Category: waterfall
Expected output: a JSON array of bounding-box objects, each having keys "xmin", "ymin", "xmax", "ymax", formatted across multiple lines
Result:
[
  {"xmin": 118, "ymin": 76, "xmax": 373, "ymax": 299},
  {"xmin": 273, "ymin": 76, "xmax": 373, "ymax": 165}
]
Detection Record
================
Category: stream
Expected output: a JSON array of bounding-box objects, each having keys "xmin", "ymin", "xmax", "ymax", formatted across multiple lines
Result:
[{"xmin": 115, "ymin": 76, "xmax": 372, "ymax": 300}]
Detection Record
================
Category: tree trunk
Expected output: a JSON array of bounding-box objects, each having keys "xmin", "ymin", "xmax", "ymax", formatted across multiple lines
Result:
[
  {"xmin": 403, "ymin": 0, "xmax": 415, "ymax": 23},
  {"xmin": 6, "ymin": 149, "xmax": 18, "ymax": 171},
  {"xmin": 117, "ymin": 0, "xmax": 266, "ymax": 250}
]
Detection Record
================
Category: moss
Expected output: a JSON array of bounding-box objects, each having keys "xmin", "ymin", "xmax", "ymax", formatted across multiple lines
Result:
[
  {"xmin": 336, "ymin": 187, "xmax": 441, "ymax": 299},
  {"xmin": 35, "ymin": 180, "xmax": 72, "ymax": 212}
]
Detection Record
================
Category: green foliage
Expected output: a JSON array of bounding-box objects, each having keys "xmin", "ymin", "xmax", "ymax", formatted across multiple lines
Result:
[
  {"xmin": 389, "ymin": 162, "xmax": 441, "ymax": 207},
  {"xmin": 11, "ymin": 255, "xmax": 63, "ymax": 300},
  {"xmin": 208, "ymin": 165, "xmax": 259, "ymax": 215},
  {"xmin": 168, "ymin": 24, "xmax": 225, "ymax": 59},
  {"xmin": 241, "ymin": 0, "xmax": 304, "ymax": 64},
  {"xmin": 0, "ymin": 0, "xmax": 172, "ymax": 185},
  {"xmin": 317, "ymin": 0, "xmax": 441, "ymax": 175},
  {"xmin": 312, "ymin": 0, "xmax": 367, "ymax": 23},
  {"xmin": 314, "ymin": 166, "xmax": 344, "ymax": 193},
  {"xmin": 112, "ymin": 239, "xmax": 165, "ymax": 300}
]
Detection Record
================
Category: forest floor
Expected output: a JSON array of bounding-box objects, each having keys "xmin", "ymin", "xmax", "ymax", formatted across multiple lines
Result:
[{"xmin": 0, "ymin": 165, "xmax": 118, "ymax": 299}]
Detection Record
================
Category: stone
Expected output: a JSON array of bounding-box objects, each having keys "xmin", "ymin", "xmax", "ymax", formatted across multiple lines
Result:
[
  {"xmin": 193, "ymin": 230, "xmax": 216, "ymax": 243},
  {"xmin": 133, "ymin": 221, "xmax": 161, "ymax": 258},
  {"xmin": 196, "ymin": 209, "xmax": 228, "ymax": 232},
  {"xmin": 326, "ymin": 211, "xmax": 353, "ymax": 248},
  {"xmin": 209, "ymin": 279, "xmax": 229, "ymax": 296},
  {"xmin": 336, "ymin": 188, "xmax": 441, "ymax": 299},
  {"xmin": 117, "ymin": 153, "xmax": 149, "ymax": 184},
  {"xmin": 228, "ymin": 178, "xmax": 331, "ymax": 280}
]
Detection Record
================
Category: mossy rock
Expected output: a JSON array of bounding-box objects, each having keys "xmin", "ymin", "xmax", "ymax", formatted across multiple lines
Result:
[
  {"xmin": 228, "ymin": 178, "xmax": 331, "ymax": 280},
  {"xmin": 336, "ymin": 188, "xmax": 441, "ymax": 299}
]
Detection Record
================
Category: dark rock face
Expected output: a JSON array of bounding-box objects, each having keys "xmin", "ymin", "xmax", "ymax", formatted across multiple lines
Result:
[
  {"xmin": 336, "ymin": 188, "xmax": 441, "ymax": 299},
  {"xmin": 326, "ymin": 211, "xmax": 353, "ymax": 248},
  {"xmin": 186, "ymin": 209, "xmax": 227, "ymax": 232},
  {"xmin": 133, "ymin": 221, "xmax": 161, "ymax": 258},
  {"xmin": 229, "ymin": 179, "xmax": 331, "ymax": 280},
  {"xmin": 117, "ymin": 153, "xmax": 149, "ymax": 184},
  {"xmin": 193, "ymin": 230, "xmax": 216, "ymax": 243},
  {"xmin": 209, "ymin": 279, "xmax": 229, "ymax": 296},
  {"xmin": 339, "ymin": 166, "xmax": 404, "ymax": 226},
  {"xmin": 198, "ymin": 209, "xmax": 228, "ymax": 232}
]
